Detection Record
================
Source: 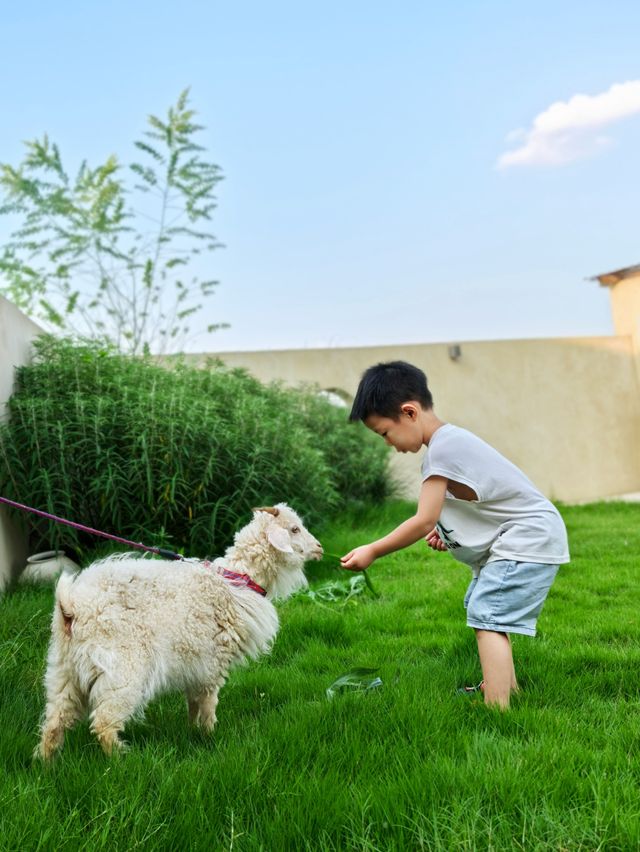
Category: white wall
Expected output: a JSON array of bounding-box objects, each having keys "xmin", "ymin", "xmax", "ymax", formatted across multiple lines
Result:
[{"xmin": 0, "ymin": 296, "xmax": 42, "ymax": 591}]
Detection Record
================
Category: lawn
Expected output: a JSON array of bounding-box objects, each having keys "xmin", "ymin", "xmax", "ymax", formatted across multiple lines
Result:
[{"xmin": 1, "ymin": 501, "xmax": 639, "ymax": 850}]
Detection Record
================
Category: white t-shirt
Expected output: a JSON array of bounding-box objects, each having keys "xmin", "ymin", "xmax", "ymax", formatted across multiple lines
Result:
[{"xmin": 421, "ymin": 424, "xmax": 570, "ymax": 575}]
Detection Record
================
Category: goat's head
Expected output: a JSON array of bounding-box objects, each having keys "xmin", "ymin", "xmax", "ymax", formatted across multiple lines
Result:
[
  {"xmin": 229, "ymin": 503, "xmax": 322, "ymax": 600},
  {"xmin": 253, "ymin": 504, "xmax": 323, "ymax": 562}
]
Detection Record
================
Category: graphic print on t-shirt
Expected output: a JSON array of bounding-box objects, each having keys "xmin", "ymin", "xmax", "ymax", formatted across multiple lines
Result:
[{"xmin": 436, "ymin": 522, "xmax": 461, "ymax": 550}]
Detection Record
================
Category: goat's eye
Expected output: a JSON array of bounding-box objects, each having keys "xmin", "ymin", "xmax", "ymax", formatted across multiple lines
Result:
[{"xmin": 290, "ymin": 526, "xmax": 300, "ymax": 534}]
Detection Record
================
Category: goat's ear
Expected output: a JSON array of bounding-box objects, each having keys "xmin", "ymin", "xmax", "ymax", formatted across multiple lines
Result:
[
  {"xmin": 267, "ymin": 526, "xmax": 294, "ymax": 553},
  {"xmin": 253, "ymin": 506, "xmax": 280, "ymax": 517}
]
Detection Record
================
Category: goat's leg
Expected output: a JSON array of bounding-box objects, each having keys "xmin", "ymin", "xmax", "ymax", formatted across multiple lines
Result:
[
  {"xmin": 186, "ymin": 683, "xmax": 222, "ymax": 732},
  {"xmin": 88, "ymin": 671, "xmax": 146, "ymax": 756},
  {"xmin": 187, "ymin": 694, "xmax": 201, "ymax": 725},
  {"xmin": 37, "ymin": 671, "xmax": 86, "ymax": 759}
]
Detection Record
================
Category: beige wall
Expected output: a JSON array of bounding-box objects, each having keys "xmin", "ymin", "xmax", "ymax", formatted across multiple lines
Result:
[
  {"xmin": 184, "ymin": 332, "xmax": 640, "ymax": 504},
  {"xmin": 0, "ymin": 296, "xmax": 42, "ymax": 590},
  {"xmin": 606, "ymin": 276, "xmax": 640, "ymax": 340},
  {"xmin": 605, "ymin": 276, "xmax": 640, "ymax": 412}
]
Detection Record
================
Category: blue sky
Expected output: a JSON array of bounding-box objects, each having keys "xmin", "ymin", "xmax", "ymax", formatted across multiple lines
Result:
[{"xmin": 2, "ymin": 0, "xmax": 639, "ymax": 351}]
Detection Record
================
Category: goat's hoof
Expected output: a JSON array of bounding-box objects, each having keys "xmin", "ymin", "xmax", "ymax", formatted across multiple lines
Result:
[
  {"xmin": 36, "ymin": 729, "xmax": 64, "ymax": 761},
  {"xmin": 97, "ymin": 734, "xmax": 129, "ymax": 757},
  {"xmin": 109, "ymin": 740, "xmax": 129, "ymax": 757},
  {"xmin": 34, "ymin": 744, "xmax": 52, "ymax": 762}
]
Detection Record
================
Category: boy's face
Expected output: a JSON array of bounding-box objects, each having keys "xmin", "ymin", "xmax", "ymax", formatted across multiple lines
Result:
[{"xmin": 364, "ymin": 405, "xmax": 423, "ymax": 453}]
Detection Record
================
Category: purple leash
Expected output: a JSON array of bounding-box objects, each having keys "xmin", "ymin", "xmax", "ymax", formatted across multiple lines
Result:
[{"xmin": 0, "ymin": 495, "xmax": 183, "ymax": 561}]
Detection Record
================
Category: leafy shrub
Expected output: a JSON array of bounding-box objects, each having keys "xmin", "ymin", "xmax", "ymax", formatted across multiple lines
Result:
[
  {"xmin": 0, "ymin": 337, "xmax": 391, "ymax": 558},
  {"xmin": 293, "ymin": 388, "xmax": 390, "ymax": 504}
]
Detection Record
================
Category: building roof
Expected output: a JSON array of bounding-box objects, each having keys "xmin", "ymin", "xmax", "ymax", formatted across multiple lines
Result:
[{"xmin": 591, "ymin": 264, "xmax": 640, "ymax": 287}]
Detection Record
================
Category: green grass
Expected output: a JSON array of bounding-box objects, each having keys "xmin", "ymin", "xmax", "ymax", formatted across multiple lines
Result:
[{"xmin": 1, "ymin": 500, "xmax": 639, "ymax": 850}]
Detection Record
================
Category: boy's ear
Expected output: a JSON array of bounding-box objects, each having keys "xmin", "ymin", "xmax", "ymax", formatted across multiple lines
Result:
[
  {"xmin": 401, "ymin": 403, "xmax": 419, "ymax": 420},
  {"xmin": 267, "ymin": 526, "xmax": 294, "ymax": 553}
]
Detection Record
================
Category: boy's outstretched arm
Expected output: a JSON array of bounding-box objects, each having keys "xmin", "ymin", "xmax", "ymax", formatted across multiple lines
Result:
[{"xmin": 341, "ymin": 476, "xmax": 448, "ymax": 571}]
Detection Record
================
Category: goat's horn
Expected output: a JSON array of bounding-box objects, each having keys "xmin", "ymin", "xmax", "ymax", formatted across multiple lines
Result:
[{"xmin": 252, "ymin": 506, "xmax": 280, "ymax": 517}]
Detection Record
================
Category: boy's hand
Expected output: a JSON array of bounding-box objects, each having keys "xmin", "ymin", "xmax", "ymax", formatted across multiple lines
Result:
[
  {"xmin": 341, "ymin": 545, "xmax": 376, "ymax": 571},
  {"xmin": 425, "ymin": 529, "xmax": 447, "ymax": 551}
]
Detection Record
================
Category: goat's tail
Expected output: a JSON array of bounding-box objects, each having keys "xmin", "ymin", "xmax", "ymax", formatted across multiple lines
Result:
[{"xmin": 54, "ymin": 571, "xmax": 77, "ymax": 639}]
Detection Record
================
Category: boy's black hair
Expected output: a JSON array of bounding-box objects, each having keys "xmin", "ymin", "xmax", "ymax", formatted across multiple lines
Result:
[{"xmin": 349, "ymin": 361, "xmax": 433, "ymax": 422}]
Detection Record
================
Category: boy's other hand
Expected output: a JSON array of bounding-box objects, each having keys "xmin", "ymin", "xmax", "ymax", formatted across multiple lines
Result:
[
  {"xmin": 425, "ymin": 529, "xmax": 447, "ymax": 551},
  {"xmin": 341, "ymin": 545, "xmax": 376, "ymax": 571}
]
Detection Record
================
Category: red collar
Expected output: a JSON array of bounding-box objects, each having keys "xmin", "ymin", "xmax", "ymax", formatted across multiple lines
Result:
[{"xmin": 215, "ymin": 565, "xmax": 267, "ymax": 597}]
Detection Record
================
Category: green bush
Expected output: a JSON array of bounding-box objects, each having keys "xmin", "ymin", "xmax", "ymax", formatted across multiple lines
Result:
[
  {"xmin": 293, "ymin": 388, "xmax": 390, "ymax": 504},
  {"xmin": 0, "ymin": 336, "xmax": 391, "ymax": 559}
]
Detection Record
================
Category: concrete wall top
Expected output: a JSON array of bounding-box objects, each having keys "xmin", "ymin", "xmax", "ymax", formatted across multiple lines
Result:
[{"xmin": 185, "ymin": 333, "xmax": 629, "ymax": 390}]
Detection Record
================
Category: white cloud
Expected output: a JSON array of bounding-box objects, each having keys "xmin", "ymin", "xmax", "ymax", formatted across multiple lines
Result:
[{"xmin": 497, "ymin": 80, "xmax": 640, "ymax": 169}]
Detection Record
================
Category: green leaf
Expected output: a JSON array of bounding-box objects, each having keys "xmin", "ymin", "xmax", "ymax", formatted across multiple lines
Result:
[{"xmin": 326, "ymin": 668, "xmax": 383, "ymax": 700}]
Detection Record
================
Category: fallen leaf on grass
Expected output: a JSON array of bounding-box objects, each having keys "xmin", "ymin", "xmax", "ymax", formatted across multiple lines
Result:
[{"xmin": 326, "ymin": 667, "xmax": 383, "ymax": 700}]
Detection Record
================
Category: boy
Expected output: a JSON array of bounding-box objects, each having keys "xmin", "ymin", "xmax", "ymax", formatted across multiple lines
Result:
[{"xmin": 341, "ymin": 360, "xmax": 569, "ymax": 709}]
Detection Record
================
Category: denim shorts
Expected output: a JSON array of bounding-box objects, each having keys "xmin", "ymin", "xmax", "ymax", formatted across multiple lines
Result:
[{"xmin": 463, "ymin": 560, "xmax": 559, "ymax": 636}]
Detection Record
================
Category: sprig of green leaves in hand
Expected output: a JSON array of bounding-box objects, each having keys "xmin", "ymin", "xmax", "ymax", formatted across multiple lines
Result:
[{"xmin": 323, "ymin": 552, "xmax": 380, "ymax": 598}]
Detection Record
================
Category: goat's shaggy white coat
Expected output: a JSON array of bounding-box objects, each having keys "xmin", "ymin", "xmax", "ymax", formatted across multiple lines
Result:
[{"xmin": 37, "ymin": 504, "xmax": 322, "ymax": 757}]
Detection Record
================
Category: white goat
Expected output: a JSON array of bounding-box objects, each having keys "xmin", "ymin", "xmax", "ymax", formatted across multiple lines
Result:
[{"xmin": 37, "ymin": 503, "xmax": 322, "ymax": 758}]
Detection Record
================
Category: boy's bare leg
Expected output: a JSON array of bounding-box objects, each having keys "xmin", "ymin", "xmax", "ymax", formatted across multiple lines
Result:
[
  {"xmin": 506, "ymin": 634, "xmax": 518, "ymax": 693},
  {"xmin": 475, "ymin": 630, "xmax": 516, "ymax": 709}
]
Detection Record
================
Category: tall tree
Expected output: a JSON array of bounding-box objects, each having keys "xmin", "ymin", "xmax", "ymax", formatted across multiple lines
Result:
[{"xmin": 0, "ymin": 89, "xmax": 226, "ymax": 354}]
